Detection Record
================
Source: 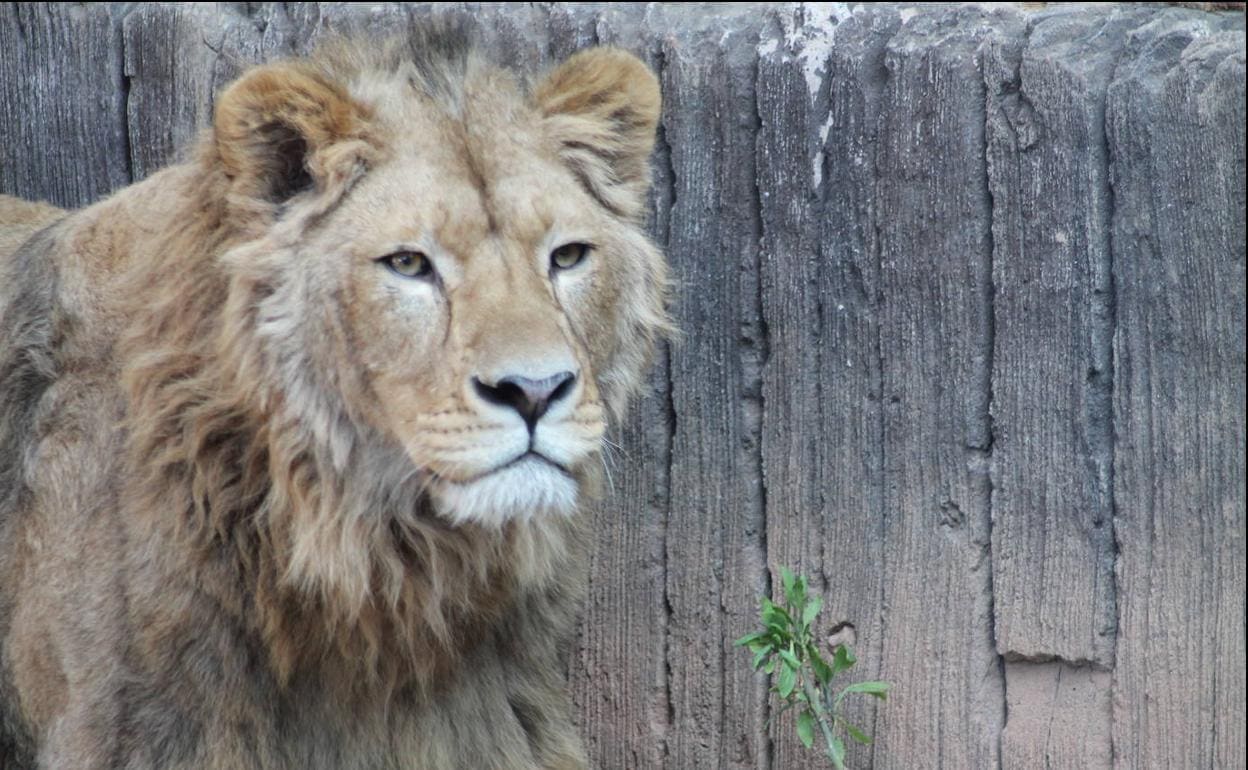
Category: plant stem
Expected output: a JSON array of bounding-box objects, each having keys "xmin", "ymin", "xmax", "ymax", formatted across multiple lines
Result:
[{"xmin": 802, "ymin": 680, "xmax": 838, "ymax": 758}]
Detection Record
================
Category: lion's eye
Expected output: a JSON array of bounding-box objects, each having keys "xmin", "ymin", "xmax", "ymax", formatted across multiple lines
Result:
[
  {"xmin": 380, "ymin": 250, "xmax": 433, "ymax": 279},
  {"xmin": 550, "ymin": 242, "xmax": 591, "ymax": 271}
]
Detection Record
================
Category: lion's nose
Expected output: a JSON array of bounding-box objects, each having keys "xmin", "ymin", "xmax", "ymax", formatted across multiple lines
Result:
[{"xmin": 472, "ymin": 371, "xmax": 577, "ymax": 430}]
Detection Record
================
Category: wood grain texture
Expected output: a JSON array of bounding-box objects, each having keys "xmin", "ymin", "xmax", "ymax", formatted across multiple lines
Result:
[
  {"xmin": 657, "ymin": 8, "xmax": 771, "ymax": 767},
  {"xmin": 571, "ymin": 369, "xmax": 673, "ymax": 770},
  {"xmin": 872, "ymin": 7, "xmax": 1022, "ymax": 767},
  {"xmin": 1001, "ymin": 661, "xmax": 1112, "ymax": 768},
  {"xmin": 123, "ymin": 3, "xmax": 258, "ymax": 182},
  {"xmin": 0, "ymin": 4, "xmax": 1244, "ymax": 769},
  {"xmin": 0, "ymin": 3, "xmax": 129, "ymax": 209},
  {"xmin": 1107, "ymin": 9, "xmax": 1247, "ymax": 769},
  {"xmin": 983, "ymin": 6, "xmax": 1150, "ymax": 671},
  {"xmin": 755, "ymin": 12, "xmax": 829, "ymax": 768},
  {"xmin": 756, "ymin": 7, "xmax": 898, "ymax": 768}
]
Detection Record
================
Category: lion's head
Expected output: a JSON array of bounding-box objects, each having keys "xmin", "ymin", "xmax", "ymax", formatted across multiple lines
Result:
[
  {"xmin": 119, "ymin": 33, "xmax": 668, "ymax": 675},
  {"xmin": 210, "ymin": 36, "xmax": 667, "ymax": 527}
]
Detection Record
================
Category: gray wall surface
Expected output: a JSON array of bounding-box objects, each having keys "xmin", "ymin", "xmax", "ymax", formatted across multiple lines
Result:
[{"xmin": 1, "ymin": 3, "xmax": 1244, "ymax": 768}]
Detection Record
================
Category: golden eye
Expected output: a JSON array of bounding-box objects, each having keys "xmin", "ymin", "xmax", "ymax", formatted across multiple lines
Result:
[
  {"xmin": 551, "ymin": 242, "xmax": 591, "ymax": 271},
  {"xmin": 380, "ymin": 250, "xmax": 433, "ymax": 279}
]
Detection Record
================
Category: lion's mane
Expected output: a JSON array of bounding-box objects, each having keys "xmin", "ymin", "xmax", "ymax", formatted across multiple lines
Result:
[
  {"xmin": 2, "ymin": 28, "xmax": 665, "ymax": 769},
  {"xmin": 118, "ymin": 39, "xmax": 587, "ymax": 693}
]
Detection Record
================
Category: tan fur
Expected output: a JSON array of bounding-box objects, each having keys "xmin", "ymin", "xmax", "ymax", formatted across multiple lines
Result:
[
  {"xmin": 0, "ymin": 199, "xmax": 63, "ymax": 256},
  {"xmin": 0, "ymin": 34, "xmax": 667, "ymax": 769}
]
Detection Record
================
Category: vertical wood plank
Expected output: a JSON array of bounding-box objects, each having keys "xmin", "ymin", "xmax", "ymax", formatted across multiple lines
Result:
[
  {"xmin": 658, "ymin": 8, "xmax": 770, "ymax": 768},
  {"xmin": 571, "ymin": 368, "xmax": 673, "ymax": 770},
  {"xmin": 122, "ymin": 4, "xmax": 262, "ymax": 182},
  {"xmin": 757, "ymin": 6, "xmax": 898, "ymax": 768},
  {"xmin": 1001, "ymin": 661, "xmax": 1112, "ymax": 768},
  {"xmin": 755, "ymin": 12, "xmax": 834, "ymax": 768},
  {"xmin": 982, "ymin": 9, "xmax": 1164, "ymax": 766},
  {"xmin": 983, "ymin": 7, "xmax": 1153, "ymax": 670},
  {"xmin": 815, "ymin": 10, "xmax": 905, "ymax": 768},
  {"xmin": 1108, "ymin": 10, "xmax": 1247, "ymax": 768},
  {"xmin": 0, "ymin": 3, "xmax": 129, "ymax": 208},
  {"xmin": 872, "ymin": 7, "xmax": 1022, "ymax": 768}
]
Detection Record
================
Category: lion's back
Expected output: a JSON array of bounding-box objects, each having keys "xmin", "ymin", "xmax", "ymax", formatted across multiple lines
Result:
[
  {"xmin": 0, "ymin": 194, "xmax": 64, "ymax": 510},
  {"xmin": 0, "ymin": 196, "xmax": 63, "ymax": 261},
  {"xmin": 0, "ymin": 194, "xmax": 64, "ymax": 492},
  {"xmin": 0, "ymin": 194, "xmax": 66, "ymax": 770}
]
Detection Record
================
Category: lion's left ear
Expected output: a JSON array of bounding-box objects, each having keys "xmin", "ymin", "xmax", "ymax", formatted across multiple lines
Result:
[
  {"xmin": 534, "ymin": 48, "xmax": 661, "ymax": 220},
  {"xmin": 213, "ymin": 62, "xmax": 375, "ymax": 213}
]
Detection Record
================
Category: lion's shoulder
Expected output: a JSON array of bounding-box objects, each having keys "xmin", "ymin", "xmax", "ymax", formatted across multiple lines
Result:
[
  {"xmin": 0, "ymin": 196, "xmax": 64, "ymax": 262},
  {"xmin": 0, "ymin": 194, "xmax": 62, "ymax": 227},
  {"xmin": 0, "ymin": 203, "xmax": 62, "ymax": 513}
]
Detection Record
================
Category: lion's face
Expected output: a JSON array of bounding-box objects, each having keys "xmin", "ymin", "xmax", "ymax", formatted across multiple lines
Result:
[
  {"xmin": 302, "ymin": 113, "xmax": 632, "ymax": 525},
  {"xmin": 213, "ymin": 45, "xmax": 667, "ymax": 527}
]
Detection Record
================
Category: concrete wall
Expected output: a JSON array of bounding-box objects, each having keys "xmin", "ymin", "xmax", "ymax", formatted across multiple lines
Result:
[{"xmin": 1, "ymin": 3, "xmax": 1243, "ymax": 767}]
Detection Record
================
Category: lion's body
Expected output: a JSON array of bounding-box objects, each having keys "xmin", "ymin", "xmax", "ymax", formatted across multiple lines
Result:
[{"xmin": 0, "ymin": 33, "xmax": 666, "ymax": 770}]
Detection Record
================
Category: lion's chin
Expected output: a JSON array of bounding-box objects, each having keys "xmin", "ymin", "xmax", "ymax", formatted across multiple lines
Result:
[{"xmin": 430, "ymin": 455, "xmax": 580, "ymax": 527}]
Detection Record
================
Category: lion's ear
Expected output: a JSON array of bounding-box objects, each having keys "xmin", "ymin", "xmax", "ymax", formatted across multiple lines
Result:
[
  {"xmin": 534, "ymin": 48, "xmax": 660, "ymax": 219},
  {"xmin": 213, "ymin": 63, "xmax": 374, "ymax": 209}
]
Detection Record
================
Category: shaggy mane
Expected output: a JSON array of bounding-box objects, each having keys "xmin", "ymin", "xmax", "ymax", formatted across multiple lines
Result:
[{"xmin": 117, "ymin": 35, "xmax": 585, "ymax": 693}]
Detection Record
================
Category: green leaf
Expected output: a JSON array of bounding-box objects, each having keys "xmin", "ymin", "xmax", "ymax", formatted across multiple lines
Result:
[
  {"xmin": 791, "ymin": 574, "xmax": 807, "ymax": 611},
  {"xmin": 761, "ymin": 599, "xmax": 793, "ymax": 633},
  {"xmin": 747, "ymin": 639, "xmax": 771, "ymax": 654},
  {"xmin": 828, "ymin": 735, "xmax": 846, "ymax": 769},
  {"xmin": 840, "ymin": 681, "xmax": 891, "ymax": 700},
  {"xmin": 801, "ymin": 594, "xmax": 822, "ymax": 630},
  {"xmin": 796, "ymin": 710, "xmax": 815, "ymax": 749},
  {"xmin": 751, "ymin": 649, "xmax": 769, "ymax": 671},
  {"xmin": 808, "ymin": 647, "xmax": 833, "ymax": 687},
  {"xmin": 780, "ymin": 566, "xmax": 796, "ymax": 601},
  {"xmin": 844, "ymin": 721, "xmax": 873, "ymax": 745},
  {"xmin": 763, "ymin": 658, "xmax": 775, "ymax": 674},
  {"xmin": 735, "ymin": 631, "xmax": 769, "ymax": 647},
  {"xmin": 776, "ymin": 664, "xmax": 797, "ymax": 698},
  {"xmin": 830, "ymin": 644, "xmax": 856, "ymax": 678},
  {"xmin": 778, "ymin": 648, "xmax": 801, "ymax": 671}
]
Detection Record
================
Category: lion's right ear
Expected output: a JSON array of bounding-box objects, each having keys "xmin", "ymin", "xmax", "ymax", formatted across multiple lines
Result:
[
  {"xmin": 213, "ymin": 63, "xmax": 375, "ymax": 211},
  {"xmin": 534, "ymin": 48, "xmax": 661, "ymax": 221}
]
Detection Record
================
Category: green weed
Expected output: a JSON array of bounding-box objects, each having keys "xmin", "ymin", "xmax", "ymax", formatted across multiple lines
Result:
[{"xmin": 735, "ymin": 567, "xmax": 890, "ymax": 769}]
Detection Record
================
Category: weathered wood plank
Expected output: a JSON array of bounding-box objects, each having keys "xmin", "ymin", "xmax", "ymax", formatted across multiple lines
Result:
[
  {"xmin": 815, "ymin": 11, "xmax": 906, "ymax": 768},
  {"xmin": 755, "ymin": 12, "xmax": 829, "ymax": 767},
  {"xmin": 1001, "ymin": 661, "xmax": 1112, "ymax": 768},
  {"xmin": 984, "ymin": 6, "xmax": 1153, "ymax": 671},
  {"xmin": 567, "ymin": 8, "xmax": 674, "ymax": 769},
  {"xmin": 122, "ymin": 4, "xmax": 263, "ymax": 181},
  {"xmin": 657, "ymin": 8, "xmax": 770, "ymax": 768},
  {"xmin": 0, "ymin": 3, "xmax": 129, "ymax": 208},
  {"xmin": 983, "ymin": 10, "xmax": 1169, "ymax": 764},
  {"xmin": 1107, "ymin": 10, "xmax": 1247, "ymax": 768},
  {"xmin": 872, "ymin": 7, "xmax": 1023, "ymax": 767},
  {"xmin": 757, "ymin": 6, "xmax": 898, "ymax": 768},
  {"xmin": 571, "ymin": 371, "xmax": 673, "ymax": 769}
]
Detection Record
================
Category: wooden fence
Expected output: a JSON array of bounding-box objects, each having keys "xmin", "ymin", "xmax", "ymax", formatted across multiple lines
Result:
[{"xmin": 1, "ymin": 3, "xmax": 1244, "ymax": 768}]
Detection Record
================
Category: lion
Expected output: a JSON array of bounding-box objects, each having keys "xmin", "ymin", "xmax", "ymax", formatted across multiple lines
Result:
[{"xmin": 0, "ymin": 28, "xmax": 668, "ymax": 770}]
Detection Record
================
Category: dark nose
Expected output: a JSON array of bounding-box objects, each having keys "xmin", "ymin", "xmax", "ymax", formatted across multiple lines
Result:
[{"xmin": 472, "ymin": 371, "xmax": 577, "ymax": 429}]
